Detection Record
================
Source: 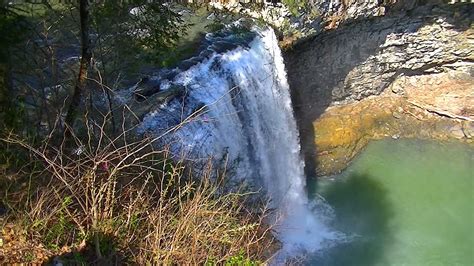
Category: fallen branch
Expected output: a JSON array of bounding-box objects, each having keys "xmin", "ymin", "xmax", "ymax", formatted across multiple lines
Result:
[
  {"xmin": 404, "ymin": 109, "xmax": 425, "ymax": 121},
  {"xmin": 407, "ymin": 100, "xmax": 473, "ymax": 122}
]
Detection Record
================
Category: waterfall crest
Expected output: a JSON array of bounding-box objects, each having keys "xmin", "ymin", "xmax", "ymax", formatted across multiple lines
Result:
[{"xmin": 139, "ymin": 27, "xmax": 343, "ymax": 260}]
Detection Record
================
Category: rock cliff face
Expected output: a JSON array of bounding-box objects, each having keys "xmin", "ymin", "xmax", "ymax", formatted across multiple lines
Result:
[
  {"xmin": 206, "ymin": 0, "xmax": 437, "ymax": 44},
  {"xmin": 283, "ymin": 3, "xmax": 473, "ymax": 176},
  {"xmin": 285, "ymin": 4, "xmax": 472, "ymax": 103},
  {"xmin": 309, "ymin": 0, "xmax": 424, "ymax": 28},
  {"xmin": 206, "ymin": 0, "xmax": 415, "ymax": 43}
]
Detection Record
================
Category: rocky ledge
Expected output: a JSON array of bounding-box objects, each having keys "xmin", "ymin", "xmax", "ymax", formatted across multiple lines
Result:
[
  {"xmin": 283, "ymin": 3, "xmax": 473, "ymax": 176},
  {"xmin": 313, "ymin": 72, "xmax": 473, "ymax": 176}
]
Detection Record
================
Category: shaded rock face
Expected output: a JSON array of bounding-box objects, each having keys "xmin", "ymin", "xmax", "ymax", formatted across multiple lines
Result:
[
  {"xmin": 206, "ymin": 0, "xmax": 410, "ymax": 45},
  {"xmin": 283, "ymin": 3, "xmax": 473, "ymax": 176},
  {"xmin": 286, "ymin": 4, "xmax": 472, "ymax": 103},
  {"xmin": 312, "ymin": 0, "xmax": 428, "ymax": 27}
]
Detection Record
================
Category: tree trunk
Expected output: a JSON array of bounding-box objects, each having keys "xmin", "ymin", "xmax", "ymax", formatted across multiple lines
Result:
[{"xmin": 65, "ymin": 0, "xmax": 92, "ymax": 131}]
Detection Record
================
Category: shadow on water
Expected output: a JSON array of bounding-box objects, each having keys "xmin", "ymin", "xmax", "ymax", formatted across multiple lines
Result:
[{"xmin": 308, "ymin": 173, "xmax": 395, "ymax": 266}]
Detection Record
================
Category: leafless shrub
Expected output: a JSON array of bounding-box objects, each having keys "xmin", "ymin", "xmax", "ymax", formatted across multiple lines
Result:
[{"xmin": 1, "ymin": 116, "xmax": 276, "ymax": 264}]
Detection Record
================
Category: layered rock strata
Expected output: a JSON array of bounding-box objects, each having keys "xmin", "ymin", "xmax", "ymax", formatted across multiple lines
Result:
[{"xmin": 284, "ymin": 3, "xmax": 473, "ymax": 176}]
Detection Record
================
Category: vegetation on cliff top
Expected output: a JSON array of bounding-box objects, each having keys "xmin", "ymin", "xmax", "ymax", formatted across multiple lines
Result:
[{"xmin": 1, "ymin": 121, "xmax": 275, "ymax": 264}]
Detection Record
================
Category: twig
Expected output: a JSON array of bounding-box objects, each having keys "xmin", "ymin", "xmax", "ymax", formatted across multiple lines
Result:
[{"xmin": 407, "ymin": 100, "xmax": 473, "ymax": 122}]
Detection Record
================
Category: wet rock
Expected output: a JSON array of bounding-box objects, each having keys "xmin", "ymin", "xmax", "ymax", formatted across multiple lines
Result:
[
  {"xmin": 449, "ymin": 124, "xmax": 466, "ymax": 139},
  {"xmin": 208, "ymin": 41, "xmax": 240, "ymax": 54},
  {"xmin": 129, "ymin": 84, "xmax": 185, "ymax": 120},
  {"xmin": 311, "ymin": 92, "xmax": 473, "ymax": 176},
  {"xmin": 133, "ymin": 76, "xmax": 161, "ymax": 100},
  {"xmin": 159, "ymin": 69, "xmax": 179, "ymax": 81},
  {"xmin": 178, "ymin": 57, "xmax": 206, "ymax": 71},
  {"xmin": 462, "ymin": 122, "xmax": 474, "ymax": 139}
]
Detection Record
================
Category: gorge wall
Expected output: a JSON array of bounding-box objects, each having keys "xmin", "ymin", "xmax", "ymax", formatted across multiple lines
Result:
[{"xmin": 283, "ymin": 3, "xmax": 474, "ymax": 176}]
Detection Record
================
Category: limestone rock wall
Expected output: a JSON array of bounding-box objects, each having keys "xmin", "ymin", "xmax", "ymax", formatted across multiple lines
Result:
[
  {"xmin": 285, "ymin": 4, "xmax": 472, "ymax": 105},
  {"xmin": 283, "ymin": 3, "xmax": 473, "ymax": 176},
  {"xmin": 206, "ymin": 0, "xmax": 410, "ymax": 41},
  {"xmin": 311, "ymin": 0, "xmax": 424, "ymax": 27}
]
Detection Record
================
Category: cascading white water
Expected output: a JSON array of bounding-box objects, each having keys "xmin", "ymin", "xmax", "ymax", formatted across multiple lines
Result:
[{"xmin": 140, "ymin": 27, "xmax": 344, "ymax": 260}]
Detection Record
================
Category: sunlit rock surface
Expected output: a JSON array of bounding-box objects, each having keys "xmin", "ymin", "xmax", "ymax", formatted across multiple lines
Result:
[{"xmin": 284, "ymin": 3, "xmax": 473, "ymax": 176}]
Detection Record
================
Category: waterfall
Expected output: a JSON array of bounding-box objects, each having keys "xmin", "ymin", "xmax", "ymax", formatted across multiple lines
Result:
[{"xmin": 139, "ymin": 27, "xmax": 343, "ymax": 260}]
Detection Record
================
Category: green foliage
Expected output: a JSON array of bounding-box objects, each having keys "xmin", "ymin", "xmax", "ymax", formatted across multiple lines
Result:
[
  {"xmin": 309, "ymin": 8, "xmax": 321, "ymax": 20},
  {"xmin": 42, "ymin": 196, "xmax": 77, "ymax": 250},
  {"xmin": 91, "ymin": 1, "xmax": 187, "ymax": 68},
  {"xmin": 62, "ymin": 252, "xmax": 87, "ymax": 266},
  {"xmin": 206, "ymin": 21, "xmax": 226, "ymax": 33},
  {"xmin": 205, "ymin": 250, "xmax": 261, "ymax": 266},
  {"xmin": 89, "ymin": 232, "xmax": 117, "ymax": 258},
  {"xmin": 24, "ymin": 251, "xmax": 35, "ymax": 262},
  {"xmin": 0, "ymin": 1, "xmax": 189, "ymax": 139},
  {"xmin": 0, "ymin": 92, "xmax": 28, "ymax": 134},
  {"xmin": 224, "ymin": 251, "xmax": 261, "ymax": 266},
  {"xmin": 282, "ymin": 0, "xmax": 309, "ymax": 16},
  {"xmin": 0, "ymin": 4, "xmax": 28, "ymax": 63},
  {"xmin": 72, "ymin": 252, "xmax": 87, "ymax": 265},
  {"xmin": 0, "ymin": 4, "xmax": 30, "ymax": 135}
]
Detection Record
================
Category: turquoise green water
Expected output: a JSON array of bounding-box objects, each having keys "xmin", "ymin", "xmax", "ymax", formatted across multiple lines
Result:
[{"xmin": 308, "ymin": 139, "xmax": 474, "ymax": 266}]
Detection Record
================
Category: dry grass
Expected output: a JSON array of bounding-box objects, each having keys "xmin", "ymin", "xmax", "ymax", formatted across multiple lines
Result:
[{"xmin": 0, "ymin": 119, "xmax": 277, "ymax": 265}]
